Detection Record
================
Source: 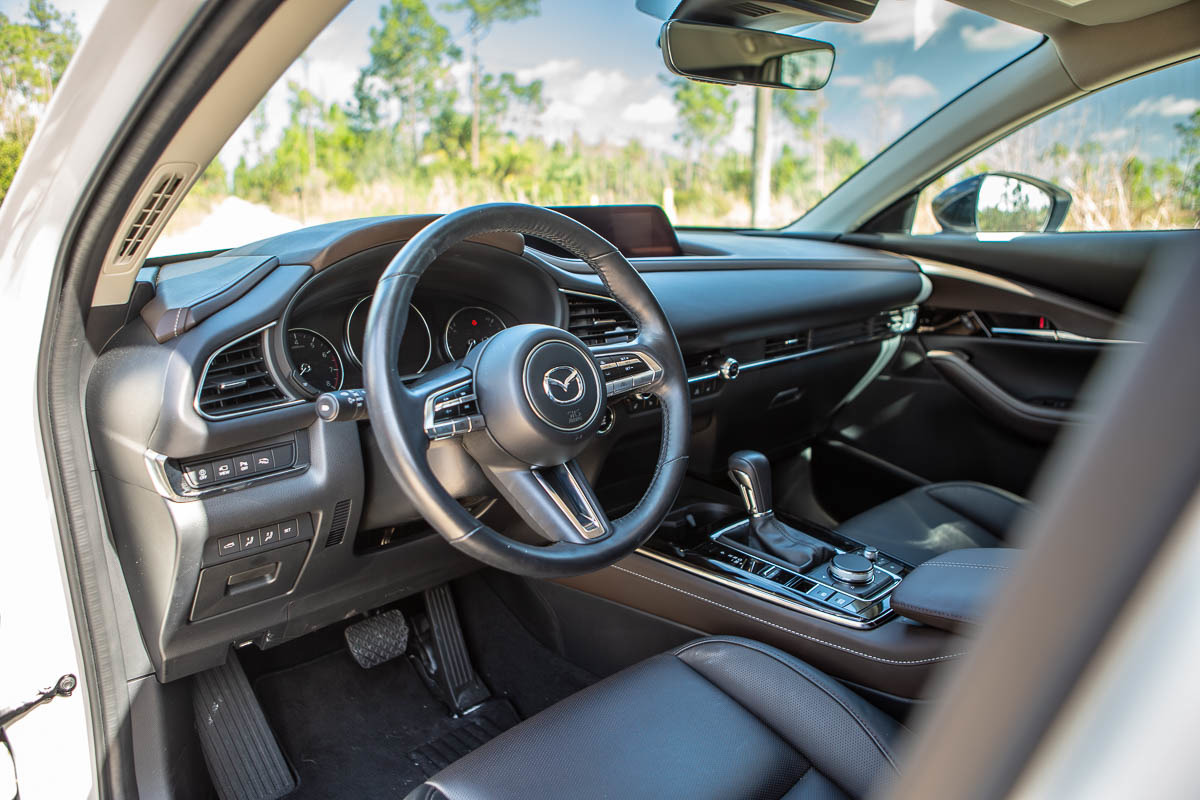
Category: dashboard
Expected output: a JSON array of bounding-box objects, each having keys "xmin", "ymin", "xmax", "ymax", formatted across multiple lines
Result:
[{"xmin": 87, "ymin": 211, "xmax": 928, "ymax": 683}]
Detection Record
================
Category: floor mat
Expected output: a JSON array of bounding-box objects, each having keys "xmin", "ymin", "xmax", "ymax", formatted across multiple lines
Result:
[{"xmin": 254, "ymin": 650, "xmax": 515, "ymax": 800}]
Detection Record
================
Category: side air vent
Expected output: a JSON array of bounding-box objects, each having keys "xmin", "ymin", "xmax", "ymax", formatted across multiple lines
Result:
[
  {"xmin": 196, "ymin": 330, "xmax": 289, "ymax": 419},
  {"xmin": 563, "ymin": 291, "xmax": 638, "ymax": 347},
  {"xmin": 116, "ymin": 168, "xmax": 188, "ymax": 263},
  {"xmin": 326, "ymin": 499, "xmax": 352, "ymax": 547}
]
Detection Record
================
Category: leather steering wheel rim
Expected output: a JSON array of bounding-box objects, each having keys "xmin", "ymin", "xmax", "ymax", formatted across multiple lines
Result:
[{"xmin": 363, "ymin": 203, "xmax": 690, "ymax": 578}]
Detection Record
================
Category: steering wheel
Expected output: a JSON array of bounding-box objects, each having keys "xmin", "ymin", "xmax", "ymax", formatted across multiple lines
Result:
[{"xmin": 363, "ymin": 203, "xmax": 690, "ymax": 578}]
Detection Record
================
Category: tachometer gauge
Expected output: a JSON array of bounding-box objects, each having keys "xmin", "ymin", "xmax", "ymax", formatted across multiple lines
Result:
[
  {"xmin": 287, "ymin": 328, "xmax": 343, "ymax": 393},
  {"xmin": 444, "ymin": 306, "xmax": 506, "ymax": 360},
  {"xmin": 345, "ymin": 297, "xmax": 432, "ymax": 377}
]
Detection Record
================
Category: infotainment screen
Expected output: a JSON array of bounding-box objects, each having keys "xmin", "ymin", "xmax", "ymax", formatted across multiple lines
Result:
[{"xmin": 536, "ymin": 204, "xmax": 683, "ymax": 258}]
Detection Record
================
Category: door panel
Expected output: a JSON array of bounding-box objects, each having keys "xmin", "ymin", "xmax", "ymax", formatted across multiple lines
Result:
[{"xmin": 821, "ymin": 230, "xmax": 1153, "ymax": 518}]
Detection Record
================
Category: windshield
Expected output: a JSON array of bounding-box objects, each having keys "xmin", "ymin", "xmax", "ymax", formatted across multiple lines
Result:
[{"xmin": 153, "ymin": 0, "xmax": 1040, "ymax": 254}]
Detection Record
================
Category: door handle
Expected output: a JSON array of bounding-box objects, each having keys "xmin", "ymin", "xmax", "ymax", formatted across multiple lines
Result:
[{"xmin": 926, "ymin": 349, "xmax": 1087, "ymax": 441}]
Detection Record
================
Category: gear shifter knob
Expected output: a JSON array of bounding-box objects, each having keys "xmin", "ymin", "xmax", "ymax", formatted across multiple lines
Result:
[{"xmin": 728, "ymin": 450, "xmax": 772, "ymax": 517}]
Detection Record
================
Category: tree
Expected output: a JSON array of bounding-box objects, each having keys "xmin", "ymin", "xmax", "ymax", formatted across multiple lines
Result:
[
  {"xmin": 1177, "ymin": 109, "xmax": 1200, "ymax": 219},
  {"xmin": 670, "ymin": 77, "xmax": 736, "ymax": 187},
  {"xmin": 0, "ymin": 0, "xmax": 79, "ymax": 204},
  {"xmin": 360, "ymin": 0, "xmax": 460, "ymax": 165},
  {"xmin": 440, "ymin": 0, "xmax": 539, "ymax": 168}
]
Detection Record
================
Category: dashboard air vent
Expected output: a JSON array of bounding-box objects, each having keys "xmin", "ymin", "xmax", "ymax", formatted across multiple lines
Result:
[
  {"xmin": 564, "ymin": 291, "xmax": 638, "ymax": 347},
  {"xmin": 326, "ymin": 499, "xmax": 352, "ymax": 547},
  {"xmin": 196, "ymin": 332, "xmax": 288, "ymax": 418},
  {"xmin": 763, "ymin": 332, "xmax": 810, "ymax": 360},
  {"xmin": 811, "ymin": 318, "xmax": 877, "ymax": 350}
]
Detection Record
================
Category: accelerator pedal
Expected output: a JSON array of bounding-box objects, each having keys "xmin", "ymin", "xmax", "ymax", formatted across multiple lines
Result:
[
  {"xmin": 344, "ymin": 609, "xmax": 410, "ymax": 669},
  {"xmin": 193, "ymin": 653, "xmax": 295, "ymax": 800},
  {"xmin": 413, "ymin": 584, "xmax": 490, "ymax": 713}
]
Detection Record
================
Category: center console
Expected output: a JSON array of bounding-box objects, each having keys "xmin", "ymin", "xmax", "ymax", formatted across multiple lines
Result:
[{"xmin": 640, "ymin": 450, "xmax": 911, "ymax": 629}]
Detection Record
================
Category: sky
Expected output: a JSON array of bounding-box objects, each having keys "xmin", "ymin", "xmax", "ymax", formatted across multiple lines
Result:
[{"xmin": 7, "ymin": 0, "xmax": 1198, "ymax": 179}]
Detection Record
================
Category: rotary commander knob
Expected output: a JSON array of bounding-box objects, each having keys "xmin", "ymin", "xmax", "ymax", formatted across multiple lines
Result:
[{"xmin": 829, "ymin": 552, "xmax": 874, "ymax": 585}]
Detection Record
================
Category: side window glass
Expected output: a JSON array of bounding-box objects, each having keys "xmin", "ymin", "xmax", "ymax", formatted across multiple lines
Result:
[{"xmin": 913, "ymin": 57, "xmax": 1199, "ymax": 234}]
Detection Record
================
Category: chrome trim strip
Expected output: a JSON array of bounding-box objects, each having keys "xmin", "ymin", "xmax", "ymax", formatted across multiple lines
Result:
[
  {"xmin": 686, "ymin": 331, "xmax": 898, "ymax": 384},
  {"xmin": 531, "ymin": 464, "xmax": 607, "ymax": 540},
  {"xmin": 193, "ymin": 323, "xmax": 304, "ymax": 421},
  {"xmin": 989, "ymin": 327, "xmax": 1141, "ymax": 345}
]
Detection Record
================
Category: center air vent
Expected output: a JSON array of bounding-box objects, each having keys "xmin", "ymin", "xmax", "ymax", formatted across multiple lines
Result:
[
  {"xmin": 764, "ymin": 312, "xmax": 895, "ymax": 360},
  {"xmin": 196, "ymin": 329, "xmax": 290, "ymax": 419},
  {"xmin": 563, "ymin": 291, "xmax": 638, "ymax": 347}
]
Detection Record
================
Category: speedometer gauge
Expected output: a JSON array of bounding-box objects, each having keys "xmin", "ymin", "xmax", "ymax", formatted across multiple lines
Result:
[
  {"xmin": 345, "ymin": 296, "xmax": 432, "ymax": 377},
  {"xmin": 288, "ymin": 328, "xmax": 343, "ymax": 393},
  {"xmin": 444, "ymin": 307, "xmax": 506, "ymax": 360}
]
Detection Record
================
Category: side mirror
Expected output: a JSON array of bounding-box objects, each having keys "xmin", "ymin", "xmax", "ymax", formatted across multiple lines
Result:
[
  {"xmin": 932, "ymin": 172, "xmax": 1072, "ymax": 234},
  {"xmin": 660, "ymin": 20, "xmax": 835, "ymax": 91}
]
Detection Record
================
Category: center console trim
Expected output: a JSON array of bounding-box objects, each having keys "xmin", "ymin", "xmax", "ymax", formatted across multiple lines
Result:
[{"xmin": 636, "ymin": 519, "xmax": 902, "ymax": 630}]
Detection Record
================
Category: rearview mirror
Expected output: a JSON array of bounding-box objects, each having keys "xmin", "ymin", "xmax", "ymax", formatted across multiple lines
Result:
[
  {"xmin": 932, "ymin": 172, "xmax": 1072, "ymax": 234},
  {"xmin": 661, "ymin": 20, "xmax": 835, "ymax": 91}
]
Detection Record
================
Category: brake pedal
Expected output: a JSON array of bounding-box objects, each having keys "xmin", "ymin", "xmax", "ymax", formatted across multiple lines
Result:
[
  {"xmin": 344, "ymin": 609, "xmax": 410, "ymax": 668},
  {"xmin": 413, "ymin": 584, "xmax": 490, "ymax": 713},
  {"xmin": 193, "ymin": 653, "xmax": 295, "ymax": 800}
]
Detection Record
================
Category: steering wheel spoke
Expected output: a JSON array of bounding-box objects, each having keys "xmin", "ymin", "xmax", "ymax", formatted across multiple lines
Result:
[
  {"xmin": 590, "ymin": 340, "xmax": 665, "ymax": 398},
  {"xmin": 481, "ymin": 460, "xmax": 612, "ymax": 544}
]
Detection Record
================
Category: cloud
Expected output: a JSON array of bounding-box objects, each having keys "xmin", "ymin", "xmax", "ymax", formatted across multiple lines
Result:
[
  {"xmin": 621, "ymin": 93, "xmax": 676, "ymax": 125},
  {"xmin": 1127, "ymin": 95, "xmax": 1200, "ymax": 118},
  {"xmin": 1091, "ymin": 127, "xmax": 1130, "ymax": 144},
  {"xmin": 859, "ymin": 74, "xmax": 937, "ymax": 100},
  {"xmin": 516, "ymin": 59, "xmax": 579, "ymax": 84},
  {"xmin": 843, "ymin": 0, "xmax": 959, "ymax": 49},
  {"xmin": 960, "ymin": 22, "xmax": 1040, "ymax": 51},
  {"xmin": 831, "ymin": 75, "xmax": 864, "ymax": 89}
]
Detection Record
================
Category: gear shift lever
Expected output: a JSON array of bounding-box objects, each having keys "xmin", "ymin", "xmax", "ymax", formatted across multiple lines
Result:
[{"xmin": 727, "ymin": 450, "xmax": 834, "ymax": 570}]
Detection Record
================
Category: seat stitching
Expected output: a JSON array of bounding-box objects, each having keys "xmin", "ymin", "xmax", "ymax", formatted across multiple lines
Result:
[
  {"xmin": 673, "ymin": 637, "xmax": 900, "ymax": 772},
  {"xmin": 614, "ymin": 566, "xmax": 966, "ymax": 666},
  {"xmin": 923, "ymin": 562, "xmax": 1012, "ymax": 571}
]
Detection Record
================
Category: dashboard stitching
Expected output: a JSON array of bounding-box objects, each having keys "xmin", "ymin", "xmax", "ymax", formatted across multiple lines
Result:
[{"xmin": 613, "ymin": 565, "xmax": 967, "ymax": 666}]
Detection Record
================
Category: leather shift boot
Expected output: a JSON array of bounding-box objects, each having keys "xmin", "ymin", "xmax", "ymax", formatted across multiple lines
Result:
[{"xmin": 732, "ymin": 513, "xmax": 835, "ymax": 571}]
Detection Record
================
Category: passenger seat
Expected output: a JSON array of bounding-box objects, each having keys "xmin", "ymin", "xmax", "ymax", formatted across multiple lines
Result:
[{"xmin": 838, "ymin": 481, "xmax": 1031, "ymax": 566}]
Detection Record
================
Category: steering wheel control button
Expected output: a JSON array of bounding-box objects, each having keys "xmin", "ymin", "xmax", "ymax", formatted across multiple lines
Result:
[
  {"xmin": 425, "ymin": 380, "xmax": 485, "ymax": 440},
  {"xmin": 599, "ymin": 352, "xmax": 663, "ymax": 396},
  {"xmin": 523, "ymin": 340, "xmax": 602, "ymax": 432},
  {"xmin": 829, "ymin": 552, "xmax": 875, "ymax": 585}
]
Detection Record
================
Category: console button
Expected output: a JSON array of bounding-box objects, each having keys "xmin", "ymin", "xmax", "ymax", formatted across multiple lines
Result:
[
  {"xmin": 240, "ymin": 530, "xmax": 260, "ymax": 550},
  {"xmin": 185, "ymin": 462, "xmax": 214, "ymax": 487},
  {"xmin": 259, "ymin": 524, "xmax": 281, "ymax": 546},
  {"xmin": 252, "ymin": 450, "xmax": 276, "ymax": 473},
  {"xmin": 808, "ymin": 585, "xmax": 835, "ymax": 601},
  {"xmin": 828, "ymin": 593, "xmax": 855, "ymax": 609},
  {"xmin": 213, "ymin": 459, "xmax": 235, "ymax": 481},
  {"xmin": 217, "ymin": 535, "xmax": 240, "ymax": 557},
  {"xmin": 234, "ymin": 454, "xmax": 254, "ymax": 476},
  {"xmin": 272, "ymin": 443, "xmax": 296, "ymax": 468},
  {"xmin": 279, "ymin": 518, "xmax": 299, "ymax": 540}
]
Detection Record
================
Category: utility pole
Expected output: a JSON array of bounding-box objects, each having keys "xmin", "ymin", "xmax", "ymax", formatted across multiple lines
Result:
[{"xmin": 750, "ymin": 86, "xmax": 772, "ymax": 227}]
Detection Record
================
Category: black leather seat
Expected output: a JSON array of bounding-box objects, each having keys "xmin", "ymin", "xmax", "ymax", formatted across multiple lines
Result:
[
  {"xmin": 839, "ymin": 481, "xmax": 1031, "ymax": 566},
  {"xmin": 406, "ymin": 636, "xmax": 901, "ymax": 800}
]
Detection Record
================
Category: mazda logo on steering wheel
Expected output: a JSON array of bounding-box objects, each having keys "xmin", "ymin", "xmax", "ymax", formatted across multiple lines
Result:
[{"xmin": 542, "ymin": 365, "xmax": 584, "ymax": 404}]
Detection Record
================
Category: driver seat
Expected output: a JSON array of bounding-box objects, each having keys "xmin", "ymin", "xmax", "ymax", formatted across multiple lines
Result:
[{"xmin": 405, "ymin": 636, "xmax": 901, "ymax": 800}]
